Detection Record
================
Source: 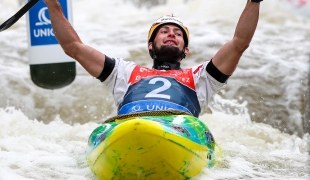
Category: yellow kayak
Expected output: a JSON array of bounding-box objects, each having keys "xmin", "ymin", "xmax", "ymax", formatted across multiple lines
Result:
[{"xmin": 86, "ymin": 112, "xmax": 218, "ymax": 180}]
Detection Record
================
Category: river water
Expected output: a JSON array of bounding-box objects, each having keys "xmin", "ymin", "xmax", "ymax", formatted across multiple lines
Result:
[{"xmin": 0, "ymin": 0, "xmax": 309, "ymax": 179}]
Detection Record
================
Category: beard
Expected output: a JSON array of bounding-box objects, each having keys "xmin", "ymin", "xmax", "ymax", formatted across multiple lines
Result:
[{"xmin": 153, "ymin": 43, "xmax": 183, "ymax": 63}]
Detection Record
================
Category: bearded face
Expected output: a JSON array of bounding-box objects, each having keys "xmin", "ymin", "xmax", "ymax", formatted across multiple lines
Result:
[
  {"xmin": 153, "ymin": 42, "xmax": 184, "ymax": 63},
  {"xmin": 149, "ymin": 24, "xmax": 189, "ymax": 69}
]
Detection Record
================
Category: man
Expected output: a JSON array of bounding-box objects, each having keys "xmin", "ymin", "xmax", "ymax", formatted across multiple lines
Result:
[{"xmin": 43, "ymin": 0, "xmax": 262, "ymax": 117}]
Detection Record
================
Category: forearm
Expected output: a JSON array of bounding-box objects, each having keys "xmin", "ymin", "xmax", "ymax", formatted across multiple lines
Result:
[
  {"xmin": 233, "ymin": 1, "xmax": 260, "ymax": 50},
  {"xmin": 44, "ymin": 0, "xmax": 82, "ymax": 56},
  {"xmin": 212, "ymin": 1, "xmax": 261, "ymax": 75},
  {"xmin": 44, "ymin": 0, "xmax": 106, "ymax": 78}
]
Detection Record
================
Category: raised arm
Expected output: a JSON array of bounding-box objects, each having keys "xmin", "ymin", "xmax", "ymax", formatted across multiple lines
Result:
[
  {"xmin": 212, "ymin": 0, "xmax": 261, "ymax": 75},
  {"xmin": 44, "ymin": 0, "xmax": 106, "ymax": 77}
]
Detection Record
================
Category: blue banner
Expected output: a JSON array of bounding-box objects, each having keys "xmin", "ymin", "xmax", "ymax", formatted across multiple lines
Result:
[
  {"xmin": 118, "ymin": 100, "xmax": 193, "ymax": 116},
  {"xmin": 28, "ymin": 0, "xmax": 69, "ymax": 46}
]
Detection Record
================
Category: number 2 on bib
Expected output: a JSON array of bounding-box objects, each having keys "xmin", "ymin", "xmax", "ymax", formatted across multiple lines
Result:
[{"xmin": 145, "ymin": 77, "xmax": 171, "ymax": 99}]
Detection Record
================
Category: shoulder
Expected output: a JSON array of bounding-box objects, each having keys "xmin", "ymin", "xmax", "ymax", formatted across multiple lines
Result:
[
  {"xmin": 190, "ymin": 60, "xmax": 230, "ymax": 83},
  {"xmin": 114, "ymin": 57, "xmax": 137, "ymax": 69},
  {"xmin": 97, "ymin": 56, "xmax": 137, "ymax": 82}
]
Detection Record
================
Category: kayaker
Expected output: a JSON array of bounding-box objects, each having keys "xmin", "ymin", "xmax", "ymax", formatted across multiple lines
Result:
[{"xmin": 43, "ymin": 0, "xmax": 262, "ymax": 117}]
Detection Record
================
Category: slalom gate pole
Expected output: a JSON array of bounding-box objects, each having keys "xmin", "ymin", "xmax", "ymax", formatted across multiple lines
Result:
[{"xmin": 26, "ymin": 0, "xmax": 75, "ymax": 89}]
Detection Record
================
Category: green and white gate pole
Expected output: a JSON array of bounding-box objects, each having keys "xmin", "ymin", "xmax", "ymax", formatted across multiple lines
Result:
[{"xmin": 26, "ymin": 0, "xmax": 75, "ymax": 89}]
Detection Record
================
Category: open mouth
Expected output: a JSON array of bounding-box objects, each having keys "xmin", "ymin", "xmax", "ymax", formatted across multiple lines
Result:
[{"xmin": 164, "ymin": 40, "xmax": 177, "ymax": 45}]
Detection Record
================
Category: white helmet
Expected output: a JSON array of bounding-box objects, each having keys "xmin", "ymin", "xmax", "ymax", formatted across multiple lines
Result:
[{"xmin": 148, "ymin": 15, "xmax": 190, "ymax": 47}]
